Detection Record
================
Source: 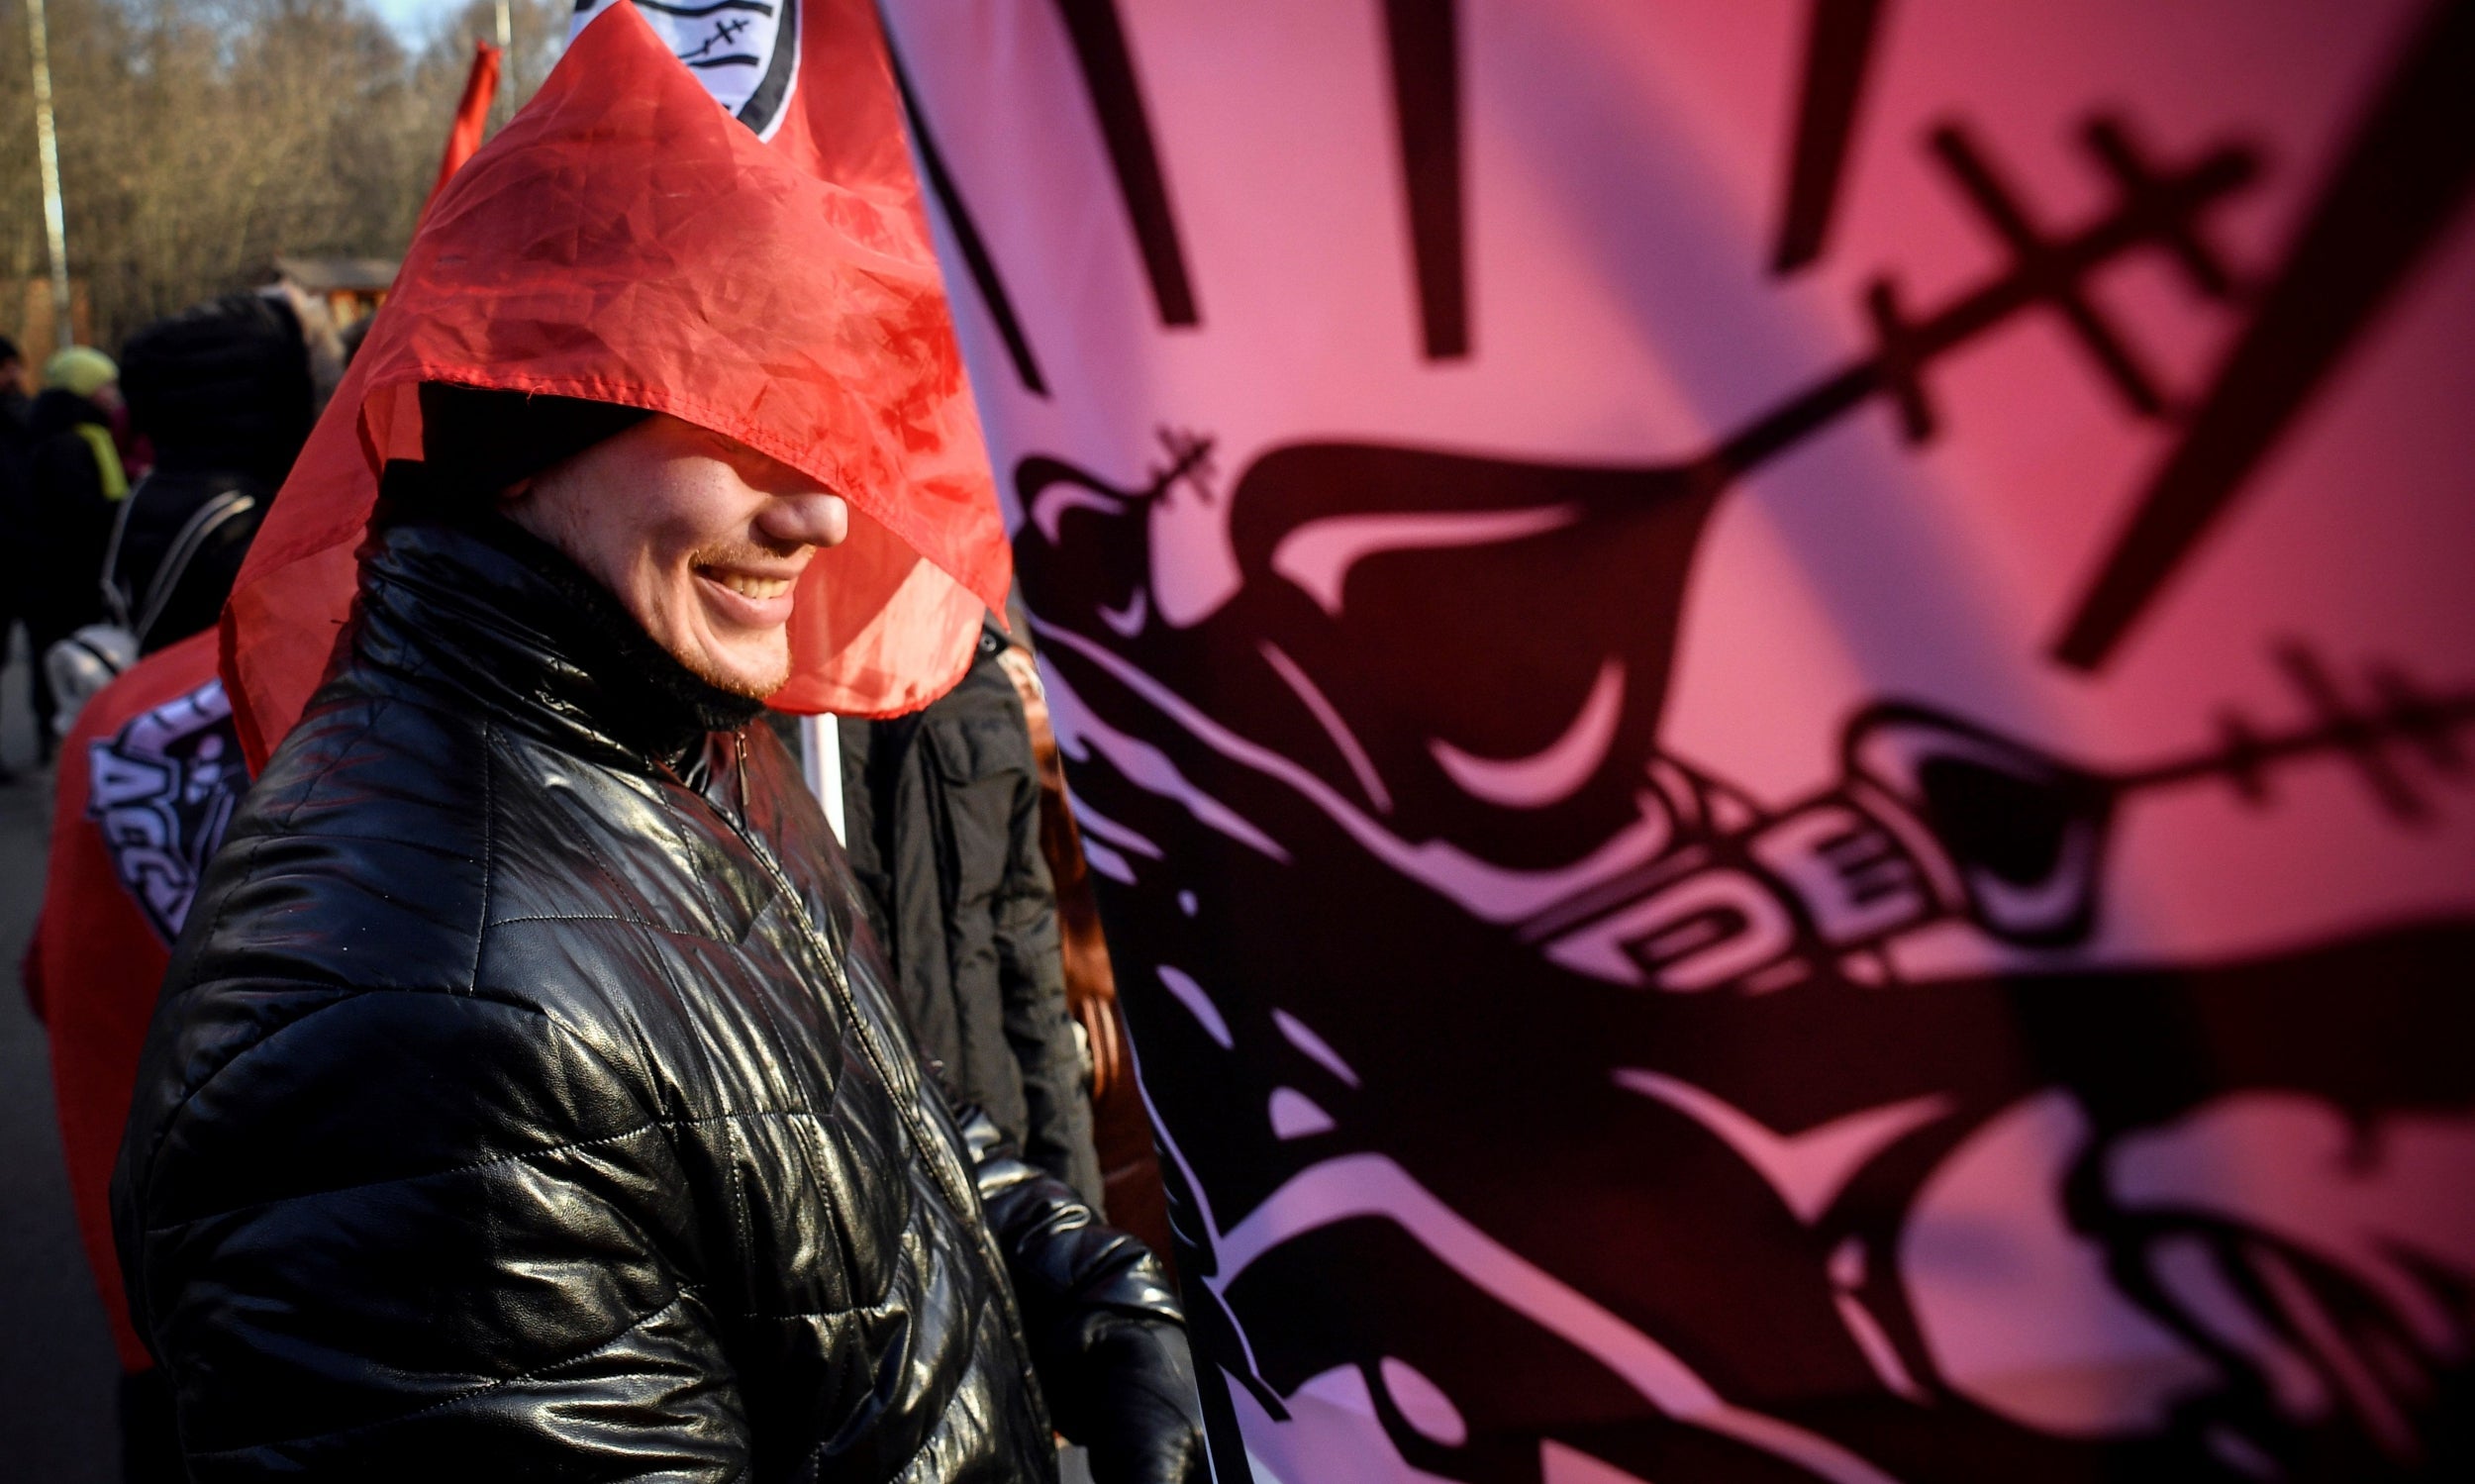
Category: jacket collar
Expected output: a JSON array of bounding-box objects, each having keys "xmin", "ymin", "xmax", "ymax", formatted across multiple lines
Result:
[{"xmin": 352, "ymin": 514, "xmax": 769, "ymax": 776}]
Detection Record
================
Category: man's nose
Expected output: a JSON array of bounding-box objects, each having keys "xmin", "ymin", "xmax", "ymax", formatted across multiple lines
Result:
[{"xmin": 760, "ymin": 490, "xmax": 851, "ymax": 550}]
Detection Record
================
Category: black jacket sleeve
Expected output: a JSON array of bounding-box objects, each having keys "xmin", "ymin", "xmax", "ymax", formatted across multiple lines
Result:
[
  {"xmin": 983, "ymin": 709, "xmax": 1106, "ymax": 1207},
  {"xmin": 114, "ymin": 973, "xmax": 747, "ymax": 1480},
  {"xmin": 958, "ymin": 1110, "xmax": 1204, "ymax": 1484},
  {"xmin": 855, "ymin": 644, "xmax": 1105, "ymax": 1207}
]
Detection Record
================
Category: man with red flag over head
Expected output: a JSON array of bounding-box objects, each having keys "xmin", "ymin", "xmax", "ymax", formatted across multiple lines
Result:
[{"xmin": 108, "ymin": 6, "xmax": 1204, "ymax": 1479}]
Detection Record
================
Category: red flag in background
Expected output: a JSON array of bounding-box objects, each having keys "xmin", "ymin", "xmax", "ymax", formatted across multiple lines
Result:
[
  {"xmin": 425, "ymin": 38, "xmax": 501, "ymax": 209},
  {"xmin": 220, "ymin": 2, "xmax": 1005, "ymax": 769}
]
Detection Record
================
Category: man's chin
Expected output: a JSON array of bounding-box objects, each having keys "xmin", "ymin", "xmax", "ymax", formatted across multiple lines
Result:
[
  {"xmin": 709, "ymin": 670, "xmax": 788, "ymax": 702},
  {"xmin": 674, "ymin": 640, "xmax": 791, "ymax": 701}
]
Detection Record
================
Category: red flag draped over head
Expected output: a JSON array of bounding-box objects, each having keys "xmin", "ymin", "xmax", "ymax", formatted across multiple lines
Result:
[
  {"xmin": 426, "ymin": 38, "xmax": 500, "ymax": 208},
  {"xmin": 220, "ymin": 1, "xmax": 1007, "ymax": 770}
]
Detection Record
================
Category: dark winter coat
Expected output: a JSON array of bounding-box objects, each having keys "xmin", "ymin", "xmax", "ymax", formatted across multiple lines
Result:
[
  {"xmin": 98, "ymin": 470, "xmax": 265, "ymax": 654},
  {"xmin": 105, "ymin": 293, "xmax": 312, "ymax": 651},
  {"xmin": 842, "ymin": 623, "xmax": 1105, "ymax": 1208},
  {"xmin": 0, "ymin": 391, "xmax": 32, "ymax": 627},
  {"xmin": 24, "ymin": 387, "xmax": 119, "ymax": 640},
  {"xmin": 112, "ymin": 517, "xmax": 1199, "ymax": 1482}
]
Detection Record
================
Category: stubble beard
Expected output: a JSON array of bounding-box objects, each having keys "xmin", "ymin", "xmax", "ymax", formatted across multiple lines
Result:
[
  {"xmin": 678, "ymin": 534, "xmax": 803, "ymax": 700},
  {"xmin": 681, "ymin": 643, "xmax": 791, "ymax": 702},
  {"xmin": 660, "ymin": 608, "xmax": 791, "ymax": 700}
]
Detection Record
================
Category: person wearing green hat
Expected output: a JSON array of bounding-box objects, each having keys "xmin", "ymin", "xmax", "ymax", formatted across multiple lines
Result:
[{"xmin": 25, "ymin": 346, "xmax": 131, "ymax": 760}]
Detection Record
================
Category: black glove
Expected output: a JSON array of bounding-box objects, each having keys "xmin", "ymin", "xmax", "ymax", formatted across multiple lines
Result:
[
  {"xmin": 952, "ymin": 1106, "xmax": 1204, "ymax": 1482},
  {"xmin": 1076, "ymin": 1315, "xmax": 1206, "ymax": 1484}
]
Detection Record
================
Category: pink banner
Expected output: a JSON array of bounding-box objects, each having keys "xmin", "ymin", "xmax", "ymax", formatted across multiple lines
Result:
[{"xmin": 883, "ymin": 2, "xmax": 2475, "ymax": 1479}]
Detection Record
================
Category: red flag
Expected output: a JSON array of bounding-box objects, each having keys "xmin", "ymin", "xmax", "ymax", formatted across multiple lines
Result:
[
  {"xmin": 425, "ymin": 39, "xmax": 501, "ymax": 210},
  {"xmin": 27, "ymin": 631, "xmax": 237, "ymax": 1375},
  {"xmin": 221, "ymin": 3, "xmax": 1006, "ymax": 769}
]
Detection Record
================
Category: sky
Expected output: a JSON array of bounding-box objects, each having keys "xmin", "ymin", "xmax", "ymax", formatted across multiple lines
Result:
[{"xmin": 368, "ymin": 0, "xmax": 488, "ymax": 48}]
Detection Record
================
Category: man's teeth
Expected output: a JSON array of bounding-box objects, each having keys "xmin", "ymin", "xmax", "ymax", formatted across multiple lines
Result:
[{"xmin": 714, "ymin": 572, "xmax": 793, "ymax": 600}]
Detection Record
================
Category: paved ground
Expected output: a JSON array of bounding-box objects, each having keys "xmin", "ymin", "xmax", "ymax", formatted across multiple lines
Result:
[{"xmin": 0, "ymin": 632, "xmax": 121, "ymax": 1477}]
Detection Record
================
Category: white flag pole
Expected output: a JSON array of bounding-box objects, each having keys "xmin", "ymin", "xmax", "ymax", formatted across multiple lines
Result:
[
  {"xmin": 493, "ymin": 0, "xmax": 515, "ymax": 128},
  {"xmin": 800, "ymin": 715, "xmax": 844, "ymax": 845}
]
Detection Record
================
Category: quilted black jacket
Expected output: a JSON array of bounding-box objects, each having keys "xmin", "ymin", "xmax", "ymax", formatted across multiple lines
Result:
[{"xmin": 112, "ymin": 517, "xmax": 1196, "ymax": 1481}]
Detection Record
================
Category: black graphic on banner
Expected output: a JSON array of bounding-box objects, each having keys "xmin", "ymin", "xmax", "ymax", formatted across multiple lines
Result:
[
  {"xmin": 1001, "ymin": 72, "xmax": 2474, "ymax": 1484},
  {"xmin": 1018, "ymin": 469, "xmax": 2475, "ymax": 1483},
  {"xmin": 2053, "ymin": 0, "xmax": 2475, "ymax": 669},
  {"xmin": 1053, "ymin": 0, "xmax": 1200, "ymax": 327},
  {"xmin": 1773, "ymin": 0, "xmax": 1889, "ymax": 275},
  {"xmin": 887, "ymin": 40, "xmax": 1049, "ymax": 396},
  {"xmin": 571, "ymin": 0, "xmax": 801, "ymax": 137},
  {"xmin": 1383, "ymin": 0, "xmax": 1468, "ymax": 359}
]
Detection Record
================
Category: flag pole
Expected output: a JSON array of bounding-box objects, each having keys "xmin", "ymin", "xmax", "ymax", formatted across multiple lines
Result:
[
  {"xmin": 494, "ymin": 0, "xmax": 514, "ymax": 128},
  {"xmin": 24, "ymin": 0, "xmax": 74, "ymax": 351}
]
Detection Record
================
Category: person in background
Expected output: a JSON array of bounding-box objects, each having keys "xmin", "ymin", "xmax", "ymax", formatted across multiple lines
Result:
[
  {"xmin": 991, "ymin": 636, "xmax": 1181, "ymax": 1267},
  {"xmin": 0, "ymin": 334, "xmax": 30, "ymax": 428},
  {"xmin": 24, "ymin": 346, "xmax": 128, "ymax": 759},
  {"xmin": 0, "ymin": 335, "xmax": 32, "ymax": 778},
  {"xmin": 25, "ymin": 285, "xmax": 347, "ymax": 1481},
  {"xmin": 112, "ymin": 293, "xmax": 314, "ymax": 652},
  {"xmin": 842, "ymin": 615, "xmax": 1108, "ymax": 1209},
  {"xmin": 25, "ymin": 627, "xmax": 239, "ymax": 1484}
]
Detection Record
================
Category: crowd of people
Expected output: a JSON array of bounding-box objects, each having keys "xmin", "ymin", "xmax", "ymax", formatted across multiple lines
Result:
[{"xmin": 0, "ymin": 294, "xmax": 314, "ymax": 763}]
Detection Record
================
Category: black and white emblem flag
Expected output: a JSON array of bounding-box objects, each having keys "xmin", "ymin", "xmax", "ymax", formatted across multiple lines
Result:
[{"xmin": 570, "ymin": 1, "xmax": 801, "ymax": 139}]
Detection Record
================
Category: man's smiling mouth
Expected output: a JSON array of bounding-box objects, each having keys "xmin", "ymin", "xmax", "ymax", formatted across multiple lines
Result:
[{"xmin": 700, "ymin": 568, "xmax": 796, "ymax": 601}]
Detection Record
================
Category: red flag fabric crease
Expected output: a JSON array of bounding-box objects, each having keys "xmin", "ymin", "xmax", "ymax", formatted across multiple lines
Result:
[
  {"xmin": 221, "ymin": 1, "xmax": 1005, "ymax": 770},
  {"xmin": 425, "ymin": 38, "xmax": 500, "ymax": 209}
]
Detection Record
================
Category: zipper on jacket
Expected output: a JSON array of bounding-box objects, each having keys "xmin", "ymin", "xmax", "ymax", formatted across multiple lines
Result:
[{"xmin": 699, "ymin": 735, "xmax": 1058, "ymax": 1446}]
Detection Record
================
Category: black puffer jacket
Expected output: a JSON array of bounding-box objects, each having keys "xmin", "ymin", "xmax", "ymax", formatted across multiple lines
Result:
[{"xmin": 112, "ymin": 517, "xmax": 1200, "ymax": 1482}]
